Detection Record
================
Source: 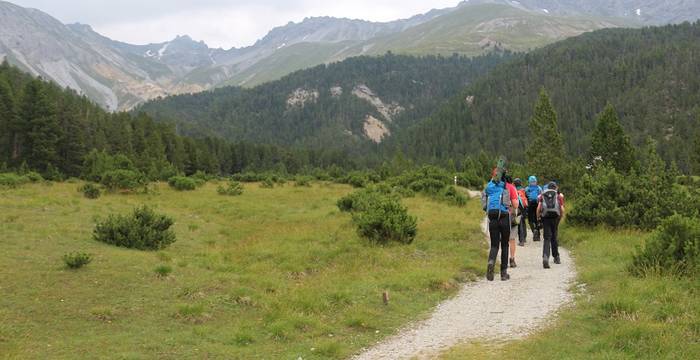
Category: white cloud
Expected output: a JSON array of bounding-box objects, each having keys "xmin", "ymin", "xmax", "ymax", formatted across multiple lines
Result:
[{"xmin": 10, "ymin": 0, "xmax": 461, "ymax": 48}]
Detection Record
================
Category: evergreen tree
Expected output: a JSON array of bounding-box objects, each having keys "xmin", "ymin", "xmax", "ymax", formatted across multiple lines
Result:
[
  {"xmin": 692, "ymin": 130, "xmax": 700, "ymax": 175},
  {"xmin": 589, "ymin": 104, "xmax": 637, "ymax": 174},
  {"xmin": 19, "ymin": 79, "xmax": 60, "ymax": 172},
  {"xmin": 525, "ymin": 89, "xmax": 565, "ymax": 182},
  {"xmin": 0, "ymin": 77, "xmax": 16, "ymax": 164}
]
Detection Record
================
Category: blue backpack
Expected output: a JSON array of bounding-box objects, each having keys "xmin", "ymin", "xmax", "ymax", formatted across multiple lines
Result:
[
  {"xmin": 526, "ymin": 185, "xmax": 542, "ymax": 203},
  {"xmin": 481, "ymin": 181, "xmax": 511, "ymax": 215}
]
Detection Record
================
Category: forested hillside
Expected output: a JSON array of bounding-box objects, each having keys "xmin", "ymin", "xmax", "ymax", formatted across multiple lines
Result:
[
  {"xmin": 137, "ymin": 53, "xmax": 511, "ymax": 148},
  {"xmin": 0, "ymin": 61, "xmax": 364, "ymax": 179},
  {"xmin": 396, "ymin": 21, "xmax": 700, "ymax": 169}
]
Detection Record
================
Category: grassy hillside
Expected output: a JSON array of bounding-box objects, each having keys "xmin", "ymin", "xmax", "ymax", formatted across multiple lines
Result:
[
  {"xmin": 213, "ymin": 3, "xmax": 624, "ymax": 88},
  {"xmin": 440, "ymin": 225, "xmax": 700, "ymax": 359},
  {"xmin": 0, "ymin": 182, "xmax": 485, "ymax": 359},
  {"xmin": 359, "ymin": 3, "xmax": 625, "ymax": 56}
]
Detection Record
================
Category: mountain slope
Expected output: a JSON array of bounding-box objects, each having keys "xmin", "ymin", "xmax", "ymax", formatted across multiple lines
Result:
[
  {"xmin": 137, "ymin": 52, "xmax": 512, "ymax": 148},
  {"xmin": 395, "ymin": 21, "xmax": 700, "ymax": 169},
  {"xmin": 0, "ymin": 0, "xmax": 630, "ymax": 108}
]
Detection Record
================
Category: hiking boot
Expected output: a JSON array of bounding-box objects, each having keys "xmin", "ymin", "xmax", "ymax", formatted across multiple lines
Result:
[
  {"xmin": 501, "ymin": 270, "xmax": 510, "ymax": 281},
  {"xmin": 533, "ymin": 230, "xmax": 541, "ymax": 242},
  {"xmin": 554, "ymin": 256, "xmax": 561, "ymax": 264},
  {"xmin": 543, "ymin": 259, "xmax": 550, "ymax": 269},
  {"xmin": 518, "ymin": 241, "xmax": 525, "ymax": 247},
  {"xmin": 486, "ymin": 262, "xmax": 495, "ymax": 281},
  {"xmin": 509, "ymin": 258, "xmax": 517, "ymax": 268}
]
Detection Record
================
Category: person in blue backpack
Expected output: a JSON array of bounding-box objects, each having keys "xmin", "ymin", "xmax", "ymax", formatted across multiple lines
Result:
[
  {"xmin": 525, "ymin": 176, "xmax": 543, "ymax": 241},
  {"xmin": 482, "ymin": 170, "xmax": 515, "ymax": 281}
]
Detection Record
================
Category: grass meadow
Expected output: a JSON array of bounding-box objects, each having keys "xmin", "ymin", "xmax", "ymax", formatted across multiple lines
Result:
[
  {"xmin": 440, "ymin": 225, "xmax": 700, "ymax": 359},
  {"xmin": 0, "ymin": 181, "xmax": 485, "ymax": 359}
]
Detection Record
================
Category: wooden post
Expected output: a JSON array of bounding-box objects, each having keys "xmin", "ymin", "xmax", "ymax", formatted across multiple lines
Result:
[{"xmin": 382, "ymin": 290, "xmax": 390, "ymax": 305}]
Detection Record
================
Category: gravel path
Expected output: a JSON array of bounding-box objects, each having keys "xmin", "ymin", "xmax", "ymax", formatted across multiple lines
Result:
[{"xmin": 352, "ymin": 215, "xmax": 576, "ymax": 360}]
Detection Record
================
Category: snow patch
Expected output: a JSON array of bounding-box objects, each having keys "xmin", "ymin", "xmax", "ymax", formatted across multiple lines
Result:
[
  {"xmin": 542, "ymin": 8, "xmax": 549, "ymax": 14},
  {"xmin": 287, "ymin": 88, "xmax": 319, "ymax": 108},
  {"xmin": 363, "ymin": 115, "xmax": 390, "ymax": 143},
  {"xmin": 277, "ymin": 43, "xmax": 287, "ymax": 50},
  {"xmin": 352, "ymin": 85, "xmax": 404, "ymax": 122},
  {"xmin": 636, "ymin": 8, "xmax": 642, "ymax": 16}
]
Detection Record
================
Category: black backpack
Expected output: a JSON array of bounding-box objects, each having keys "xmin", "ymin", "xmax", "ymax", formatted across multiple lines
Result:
[{"xmin": 541, "ymin": 189, "xmax": 561, "ymax": 218}]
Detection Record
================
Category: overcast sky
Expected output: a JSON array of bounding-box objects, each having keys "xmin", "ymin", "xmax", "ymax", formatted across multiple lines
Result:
[{"xmin": 10, "ymin": 0, "xmax": 461, "ymax": 49}]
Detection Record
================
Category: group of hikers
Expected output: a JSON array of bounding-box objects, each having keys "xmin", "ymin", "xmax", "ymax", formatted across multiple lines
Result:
[{"xmin": 481, "ymin": 164, "xmax": 565, "ymax": 281}]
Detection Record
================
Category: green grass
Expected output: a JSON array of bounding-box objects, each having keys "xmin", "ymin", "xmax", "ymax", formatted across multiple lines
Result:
[
  {"xmin": 440, "ymin": 225, "xmax": 700, "ymax": 359},
  {"xmin": 0, "ymin": 181, "xmax": 485, "ymax": 359}
]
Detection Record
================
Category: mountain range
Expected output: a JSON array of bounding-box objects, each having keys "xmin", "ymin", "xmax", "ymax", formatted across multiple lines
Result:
[{"xmin": 0, "ymin": 0, "xmax": 670, "ymax": 110}]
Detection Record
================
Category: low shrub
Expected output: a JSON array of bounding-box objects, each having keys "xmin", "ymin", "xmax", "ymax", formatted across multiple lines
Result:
[
  {"xmin": 154, "ymin": 264, "xmax": 173, "ymax": 277},
  {"xmin": 353, "ymin": 195, "xmax": 417, "ymax": 245},
  {"xmin": 168, "ymin": 176, "xmax": 197, "ymax": 191},
  {"xmin": 294, "ymin": 176, "xmax": 312, "ymax": 187},
  {"xmin": 409, "ymin": 178, "xmax": 446, "ymax": 194},
  {"xmin": 441, "ymin": 186, "xmax": 468, "ymax": 207},
  {"xmin": 101, "ymin": 169, "xmax": 146, "ymax": 192},
  {"xmin": 338, "ymin": 187, "xmax": 417, "ymax": 244},
  {"xmin": 93, "ymin": 206, "xmax": 176, "ymax": 250},
  {"xmin": 0, "ymin": 173, "xmax": 29, "ymax": 188},
  {"xmin": 25, "ymin": 171, "xmax": 44, "ymax": 183},
  {"xmin": 347, "ymin": 172, "xmax": 369, "ymax": 188},
  {"xmin": 260, "ymin": 178, "xmax": 275, "ymax": 189},
  {"xmin": 217, "ymin": 180, "xmax": 244, "ymax": 196},
  {"xmin": 79, "ymin": 183, "xmax": 101, "ymax": 199},
  {"xmin": 630, "ymin": 215, "xmax": 700, "ymax": 277},
  {"xmin": 63, "ymin": 252, "xmax": 92, "ymax": 269}
]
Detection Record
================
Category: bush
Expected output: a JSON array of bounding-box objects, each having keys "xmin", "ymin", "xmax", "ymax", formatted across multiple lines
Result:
[
  {"xmin": 630, "ymin": 215, "xmax": 700, "ymax": 277},
  {"xmin": 168, "ymin": 176, "xmax": 197, "ymax": 191},
  {"xmin": 569, "ymin": 166, "xmax": 694, "ymax": 230},
  {"xmin": 25, "ymin": 171, "xmax": 44, "ymax": 182},
  {"xmin": 217, "ymin": 180, "xmax": 244, "ymax": 196},
  {"xmin": 338, "ymin": 187, "xmax": 417, "ymax": 244},
  {"xmin": 79, "ymin": 183, "xmax": 101, "ymax": 199},
  {"xmin": 101, "ymin": 169, "xmax": 146, "ymax": 192},
  {"xmin": 442, "ymin": 186, "xmax": 468, "ymax": 207},
  {"xmin": 260, "ymin": 178, "xmax": 275, "ymax": 189},
  {"xmin": 353, "ymin": 195, "xmax": 417, "ymax": 245},
  {"xmin": 0, "ymin": 173, "xmax": 29, "ymax": 188},
  {"xmin": 63, "ymin": 252, "xmax": 92, "ymax": 269},
  {"xmin": 93, "ymin": 206, "xmax": 176, "ymax": 250},
  {"xmin": 294, "ymin": 176, "xmax": 312, "ymax": 187},
  {"xmin": 346, "ymin": 172, "xmax": 369, "ymax": 188},
  {"xmin": 154, "ymin": 264, "xmax": 173, "ymax": 277}
]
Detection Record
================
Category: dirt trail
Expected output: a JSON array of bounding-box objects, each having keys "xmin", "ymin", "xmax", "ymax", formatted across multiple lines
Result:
[{"xmin": 352, "ymin": 214, "xmax": 576, "ymax": 360}]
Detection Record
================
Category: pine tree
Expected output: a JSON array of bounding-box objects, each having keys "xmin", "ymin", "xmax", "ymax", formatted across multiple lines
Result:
[
  {"xmin": 525, "ymin": 88, "xmax": 565, "ymax": 183},
  {"xmin": 19, "ymin": 79, "xmax": 60, "ymax": 172},
  {"xmin": 589, "ymin": 104, "xmax": 638, "ymax": 174},
  {"xmin": 692, "ymin": 129, "xmax": 700, "ymax": 175},
  {"xmin": 0, "ymin": 77, "xmax": 16, "ymax": 165}
]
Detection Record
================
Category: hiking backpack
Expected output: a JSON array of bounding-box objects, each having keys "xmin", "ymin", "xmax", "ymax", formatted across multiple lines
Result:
[
  {"xmin": 526, "ymin": 185, "xmax": 542, "ymax": 203},
  {"xmin": 541, "ymin": 189, "xmax": 561, "ymax": 218},
  {"xmin": 481, "ymin": 182, "xmax": 511, "ymax": 215}
]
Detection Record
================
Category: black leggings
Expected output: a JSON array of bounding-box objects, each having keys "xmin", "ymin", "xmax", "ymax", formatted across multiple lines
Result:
[
  {"xmin": 488, "ymin": 213, "xmax": 510, "ymax": 271},
  {"xmin": 527, "ymin": 202, "xmax": 541, "ymax": 232}
]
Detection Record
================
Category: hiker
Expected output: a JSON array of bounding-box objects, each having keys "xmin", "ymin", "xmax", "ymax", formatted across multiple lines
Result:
[
  {"xmin": 537, "ymin": 182, "xmax": 565, "ymax": 269},
  {"xmin": 525, "ymin": 176, "xmax": 543, "ymax": 241},
  {"xmin": 481, "ymin": 170, "xmax": 515, "ymax": 281},
  {"xmin": 514, "ymin": 178, "xmax": 529, "ymax": 246},
  {"xmin": 504, "ymin": 175, "xmax": 520, "ymax": 268}
]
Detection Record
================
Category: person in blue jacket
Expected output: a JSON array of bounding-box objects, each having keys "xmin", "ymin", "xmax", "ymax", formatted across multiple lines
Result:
[
  {"xmin": 482, "ymin": 172, "xmax": 515, "ymax": 281},
  {"xmin": 525, "ymin": 176, "xmax": 543, "ymax": 241}
]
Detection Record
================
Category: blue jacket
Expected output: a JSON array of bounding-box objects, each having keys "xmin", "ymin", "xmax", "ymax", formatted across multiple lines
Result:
[
  {"xmin": 526, "ymin": 184, "xmax": 543, "ymax": 202},
  {"xmin": 485, "ymin": 180, "xmax": 509, "ymax": 213}
]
